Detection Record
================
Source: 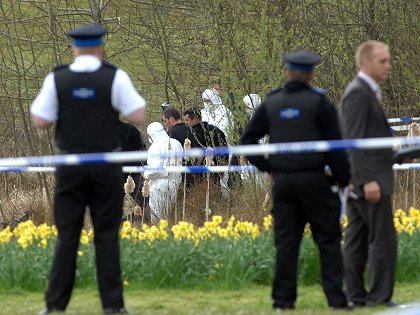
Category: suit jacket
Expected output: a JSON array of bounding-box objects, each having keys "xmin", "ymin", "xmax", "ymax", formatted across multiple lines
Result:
[{"xmin": 339, "ymin": 77, "xmax": 394, "ymax": 196}]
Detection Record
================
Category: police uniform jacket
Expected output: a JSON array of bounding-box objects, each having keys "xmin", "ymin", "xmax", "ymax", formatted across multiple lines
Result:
[
  {"xmin": 30, "ymin": 55, "xmax": 146, "ymax": 153},
  {"xmin": 241, "ymin": 81, "xmax": 350, "ymax": 187}
]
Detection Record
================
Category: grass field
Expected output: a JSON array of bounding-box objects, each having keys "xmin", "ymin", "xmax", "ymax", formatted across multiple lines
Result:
[{"xmin": 1, "ymin": 283, "xmax": 420, "ymax": 315}]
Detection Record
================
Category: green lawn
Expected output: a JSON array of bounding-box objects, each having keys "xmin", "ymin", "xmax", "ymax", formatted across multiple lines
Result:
[{"xmin": 1, "ymin": 283, "xmax": 420, "ymax": 315}]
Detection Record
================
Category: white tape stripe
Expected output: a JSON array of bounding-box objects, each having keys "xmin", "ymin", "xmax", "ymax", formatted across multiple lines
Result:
[{"xmin": 391, "ymin": 125, "xmax": 410, "ymax": 131}]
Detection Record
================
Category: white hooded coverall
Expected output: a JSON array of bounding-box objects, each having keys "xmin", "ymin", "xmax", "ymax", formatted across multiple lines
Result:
[
  {"xmin": 145, "ymin": 122, "xmax": 183, "ymax": 224},
  {"xmin": 201, "ymin": 88, "xmax": 234, "ymax": 141}
]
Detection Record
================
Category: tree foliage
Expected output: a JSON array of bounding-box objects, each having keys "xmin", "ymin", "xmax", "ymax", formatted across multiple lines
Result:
[{"xmin": 0, "ymin": 0, "xmax": 419, "ymax": 156}]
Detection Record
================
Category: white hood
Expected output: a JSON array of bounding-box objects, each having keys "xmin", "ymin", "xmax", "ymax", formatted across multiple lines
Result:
[
  {"xmin": 147, "ymin": 122, "xmax": 168, "ymax": 143},
  {"xmin": 243, "ymin": 94, "xmax": 261, "ymax": 110},
  {"xmin": 202, "ymin": 88, "xmax": 223, "ymax": 105}
]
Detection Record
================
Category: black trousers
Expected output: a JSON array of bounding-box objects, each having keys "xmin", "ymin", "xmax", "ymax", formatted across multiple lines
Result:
[
  {"xmin": 342, "ymin": 196, "xmax": 396, "ymax": 306},
  {"xmin": 46, "ymin": 164, "xmax": 125, "ymax": 311},
  {"xmin": 271, "ymin": 171, "xmax": 347, "ymax": 308}
]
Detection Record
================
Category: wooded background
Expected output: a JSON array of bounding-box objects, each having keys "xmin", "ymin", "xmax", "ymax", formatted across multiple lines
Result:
[{"xmin": 0, "ymin": 0, "xmax": 419, "ymax": 195}]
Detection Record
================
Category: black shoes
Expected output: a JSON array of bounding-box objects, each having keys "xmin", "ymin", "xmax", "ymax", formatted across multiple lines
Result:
[
  {"xmin": 103, "ymin": 307, "xmax": 129, "ymax": 315},
  {"xmin": 38, "ymin": 308, "xmax": 65, "ymax": 315}
]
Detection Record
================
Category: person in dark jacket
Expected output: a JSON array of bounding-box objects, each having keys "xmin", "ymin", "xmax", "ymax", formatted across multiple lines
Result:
[
  {"xmin": 162, "ymin": 107, "xmax": 198, "ymax": 187},
  {"xmin": 241, "ymin": 50, "xmax": 351, "ymax": 311},
  {"xmin": 339, "ymin": 40, "xmax": 399, "ymax": 308},
  {"xmin": 30, "ymin": 23, "xmax": 146, "ymax": 315},
  {"xmin": 120, "ymin": 120, "xmax": 146, "ymax": 206},
  {"xmin": 183, "ymin": 107, "xmax": 228, "ymax": 185},
  {"xmin": 162, "ymin": 107, "xmax": 196, "ymax": 147}
]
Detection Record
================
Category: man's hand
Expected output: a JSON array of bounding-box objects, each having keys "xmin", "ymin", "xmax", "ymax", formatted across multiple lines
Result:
[{"xmin": 363, "ymin": 181, "xmax": 381, "ymax": 204}]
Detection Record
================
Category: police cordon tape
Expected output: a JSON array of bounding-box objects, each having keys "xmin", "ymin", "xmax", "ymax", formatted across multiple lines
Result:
[
  {"xmin": 388, "ymin": 117, "xmax": 419, "ymax": 131},
  {"xmin": 387, "ymin": 117, "xmax": 420, "ymax": 123},
  {"xmin": 0, "ymin": 164, "xmax": 420, "ymax": 174},
  {"xmin": 0, "ymin": 136, "xmax": 419, "ymax": 168},
  {"xmin": 391, "ymin": 125, "xmax": 410, "ymax": 131}
]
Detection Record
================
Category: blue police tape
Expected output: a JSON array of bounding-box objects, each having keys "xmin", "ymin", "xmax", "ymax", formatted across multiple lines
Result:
[
  {"xmin": 0, "ymin": 165, "xmax": 258, "ymax": 173},
  {"xmin": 0, "ymin": 136, "xmax": 419, "ymax": 168},
  {"xmin": 1, "ymin": 164, "xmax": 419, "ymax": 173},
  {"xmin": 388, "ymin": 117, "xmax": 420, "ymax": 123}
]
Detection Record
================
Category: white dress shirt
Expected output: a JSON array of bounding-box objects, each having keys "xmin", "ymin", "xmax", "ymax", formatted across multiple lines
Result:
[{"xmin": 358, "ymin": 71, "xmax": 381, "ymax": 102}]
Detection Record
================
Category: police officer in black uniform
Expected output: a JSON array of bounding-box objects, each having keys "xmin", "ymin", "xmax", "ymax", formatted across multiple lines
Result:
[
  {"xmin": 241, "ymin": 50, "xmax": 351, "ymax": 311},
  {"xmin": 31, "ymin": 24, "xmax": 146, "ymax": 315}
]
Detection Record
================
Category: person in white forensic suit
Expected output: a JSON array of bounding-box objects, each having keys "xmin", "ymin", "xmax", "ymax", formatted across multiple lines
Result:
[
  {"xmin": 243, "ymin": 93, "xmax": 262, "ymax": 118},
  {"xmin": 201, "ymin": 82, "xmax": 235, "ymax": 194},
  {"xmin": 201, "ymin": 88, "xmax": 234, "ymax": 142},
  {"xmin": 240, "ymin": 94, "xmax": 267, "ymax": 186},
  {"xmin": 144, "ymin": 122, "xmax": 183, "ymax": 224}
]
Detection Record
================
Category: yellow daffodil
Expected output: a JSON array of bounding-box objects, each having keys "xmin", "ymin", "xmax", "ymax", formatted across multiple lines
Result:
[
  {"xmin": 40, "ymin": 238, "xmax": 48, "ymax": 248},
  {"xmin": 80, "ymin": 230, "xmax": 90, "ymax": 245},
  {"xmin": 2, "ymin": 209, "xmax": 419, "ymax": 250}
]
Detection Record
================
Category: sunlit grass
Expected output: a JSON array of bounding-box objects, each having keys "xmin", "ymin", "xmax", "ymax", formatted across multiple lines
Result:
[{"xmin": 1, "ymin": 284, "xmax": 420, "ymax": 315}]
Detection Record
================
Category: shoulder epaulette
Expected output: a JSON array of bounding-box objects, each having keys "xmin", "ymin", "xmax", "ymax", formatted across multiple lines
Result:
[
  {"xmin": 310, "ymin": 86, "xmax": 326, "ymax": 96},
  {"xmin": 266, "ymin": 87, "xmax": 282, "ymax": 97},
  {"xmin": 53, "ymin": 64, "xmax": 69, "ymax": 72}
]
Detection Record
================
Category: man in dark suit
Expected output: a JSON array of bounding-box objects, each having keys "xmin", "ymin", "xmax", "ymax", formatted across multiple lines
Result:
[{"xmin": 339, "ymin": 40, "xmax": 397, "ymax": 308}]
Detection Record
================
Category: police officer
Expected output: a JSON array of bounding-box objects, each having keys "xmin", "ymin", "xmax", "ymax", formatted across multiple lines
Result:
[
  {"xmin": 30, "ymin": 24, "xmax": 146, "ymax": 315},
  {"xmin": 241, "ymin": 50, "xmax": 351, "ymax": 310}
]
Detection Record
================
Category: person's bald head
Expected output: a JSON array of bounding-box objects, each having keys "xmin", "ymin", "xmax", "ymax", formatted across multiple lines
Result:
[{"xmin": 355, "ymin": 41, "xmax": 391, "ymax": 82}]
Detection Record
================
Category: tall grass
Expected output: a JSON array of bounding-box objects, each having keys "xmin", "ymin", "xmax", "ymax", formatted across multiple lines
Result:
[{"xmin": 1, "ymin": 169, "xmax": 418, "ymax": 227}]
